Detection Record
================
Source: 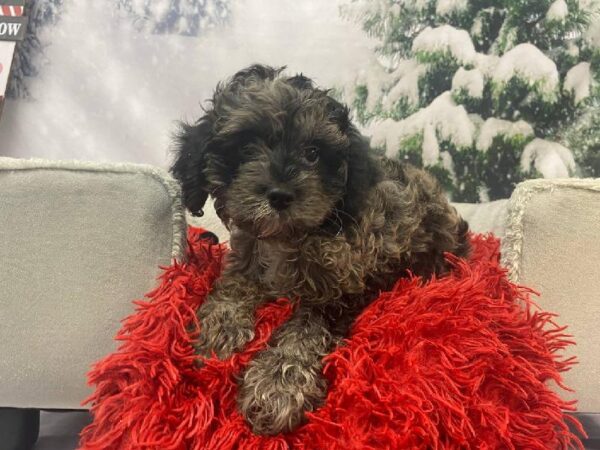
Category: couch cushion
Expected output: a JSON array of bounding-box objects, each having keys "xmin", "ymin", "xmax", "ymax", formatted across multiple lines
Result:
[
  {"xmin": 191, "ymin": 199, "xmax": 510, "ymax": 244},
  {"xmin": 0, "ymin": 158, "xmax": 186, "ymax": 409},
  {"xmin": 453, "ymin": 199, "xmax": 508, "ymax": 239},
  {"xmin": 501, "ymin": 178, "xmax": 600, "ymax": 434}
]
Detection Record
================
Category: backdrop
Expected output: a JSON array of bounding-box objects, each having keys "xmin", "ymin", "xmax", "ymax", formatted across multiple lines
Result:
[
  {"xmin": 1, "ymin": 0, "xmax": 598, "ymax": 202},
  {"xmin": 0, "ymin": 0, "xmax": 374, "ymax": 166}
]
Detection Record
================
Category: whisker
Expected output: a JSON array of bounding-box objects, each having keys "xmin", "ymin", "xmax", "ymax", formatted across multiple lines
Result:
[
  {"xmin": 322, "ymin": 209, "xmax": 344, "ymax": 237},
  {"xmin": 332, "ymin": 207, "xmax": 360, "ymax": 229}
]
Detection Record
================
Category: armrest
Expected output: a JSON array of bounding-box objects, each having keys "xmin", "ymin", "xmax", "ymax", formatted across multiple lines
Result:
[
  {"xmin": 0, "ymin": 158, "xmax": 186, "ymax": 409},
  {"xmin": 502, "ymin": 178, "xmax": 600, "ymax": 436}
]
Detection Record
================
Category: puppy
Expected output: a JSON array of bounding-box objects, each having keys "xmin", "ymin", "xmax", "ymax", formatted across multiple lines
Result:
[{"xmin": 171, "ymin": 64, "xmax": 470, "ymax": 435}]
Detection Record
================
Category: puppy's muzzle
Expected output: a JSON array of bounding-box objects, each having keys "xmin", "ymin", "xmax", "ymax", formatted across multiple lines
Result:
[{"xmin": 266, "ymin": 187, "xmax": 295, "ymax": 210}]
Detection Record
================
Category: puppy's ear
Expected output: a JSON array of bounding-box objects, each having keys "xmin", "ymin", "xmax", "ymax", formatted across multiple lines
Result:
[
  {"xmin": 340, "ymin": 128, "xmax": 381, "ymax": 220},
  {"xmin": 171, "ymin": 117, "xmax": 214, "ymax": 217},
  {"xmin": 326, "ymin": 97, "xmax": 351, "ymax": 133}
]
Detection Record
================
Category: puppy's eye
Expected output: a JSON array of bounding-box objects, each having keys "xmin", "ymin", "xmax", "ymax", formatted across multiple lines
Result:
[
  {"xmin": 302, "ymin": 146, "xmax": 319, "ymax": 164},
  {"xmin": 241, "ymin": 145, "xmax": 256, "ymax": 159}
]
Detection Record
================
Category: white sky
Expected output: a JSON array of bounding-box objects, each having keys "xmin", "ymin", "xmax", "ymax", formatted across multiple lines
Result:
[{"xmin": 0, "ymin": 0, "xmax": 375, "ymax": 166}]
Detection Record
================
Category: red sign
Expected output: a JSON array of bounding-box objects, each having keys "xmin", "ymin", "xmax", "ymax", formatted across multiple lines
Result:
[{"xmin": 0, "ymin": 5, "xmax": 23, "ymax": 16}]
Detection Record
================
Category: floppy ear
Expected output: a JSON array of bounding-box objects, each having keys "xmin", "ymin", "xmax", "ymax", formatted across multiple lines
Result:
[
  {"xmin": 172, "ymin": 64, "xmax": 280, "ymax": 217},
  {"xmin": 171, "ymin": 117, "xmax": 214, "ymax": 217},
  {"xmin": 340, "ymin": 126, "xmax": 381, "ymax": 220},
  {"xmin": 326, "ymin": 97, "xmax": 351, "ymax": 133}
]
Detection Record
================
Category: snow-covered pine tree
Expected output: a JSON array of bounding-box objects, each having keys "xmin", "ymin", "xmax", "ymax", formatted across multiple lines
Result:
[
  {"xmin": 341, "ymin": 0, "xmax": 599, "ymax": 201},
  {"xmin": 6, "ymin": 0, "xmax": 63, "ymax": 99},
  {"xmin": 116, "ymin": 0, "xmax": 229, "ymax": 36}
]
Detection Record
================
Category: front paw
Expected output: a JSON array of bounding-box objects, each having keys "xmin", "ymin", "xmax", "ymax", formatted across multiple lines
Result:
[
  {"xmin": 194, "ymin": 301, "xmax": 255, "ymax": 360},
  {"xmin": 237, "ymin": 350, "xmax": 327, "ymax": 435}
]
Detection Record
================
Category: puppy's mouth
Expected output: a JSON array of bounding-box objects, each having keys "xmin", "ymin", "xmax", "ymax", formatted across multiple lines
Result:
[
  {"xmin": 232, "ymin": 206, "xmax": 295, "ymax": 240},
  {"xmin": 255, "ymin": 211, "xmax": 294, "ymax": 240}
]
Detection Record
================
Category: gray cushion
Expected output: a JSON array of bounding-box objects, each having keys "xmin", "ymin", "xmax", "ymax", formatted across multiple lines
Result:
[
  {"xmin": 193, "ymin": 199, "xmax": 510, "ymax": 244},
  {"xmin": 453, "ymin": 199, "xmax": 508, "ymax": 239},
  {"xmin": 0, "ymin": 157, "xmax": 186, "ymax": 409},
  {"xmin": 501, "ymin": 178, "xmax": 600, "ymax": 436}
]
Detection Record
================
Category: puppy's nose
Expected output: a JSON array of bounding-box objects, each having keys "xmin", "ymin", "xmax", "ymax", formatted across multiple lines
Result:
[{"xmin": 267, "ymin": 188, "xmax": 295, "ymax": 210}]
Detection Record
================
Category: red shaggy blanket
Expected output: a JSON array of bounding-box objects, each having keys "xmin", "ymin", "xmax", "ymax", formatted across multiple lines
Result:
[{"xmin": 79, "ymin": 228, "xmax": 583, "ymax": 449}]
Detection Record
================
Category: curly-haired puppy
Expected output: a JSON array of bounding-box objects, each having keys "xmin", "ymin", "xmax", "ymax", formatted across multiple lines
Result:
[{"xmin": 171, "ymin": 64, "xmax": 470, "ymax": 436}]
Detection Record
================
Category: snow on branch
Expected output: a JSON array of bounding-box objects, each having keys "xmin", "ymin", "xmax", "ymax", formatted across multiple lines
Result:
[
  {"xmin": 492, "ymin": 43, "xmax": 559, "ymax": 98},
  {"xmin": 520, "ymin": 138, "xmax": 576, "ymax": 178},
  {"xmin": 452, "ymin": 67, "xmax": 484, "ymax": 98},
  {"xmin": 413, "ymin": 25, "xmax": 476, "ymax": 64},
  {"xmin": 436, "ymin": 0, "xmax": 468, "ymax": 16},
  {"xmin": 383, "ymin": 60, "xmax": 426, "ymax": 108},
  {"xmin": 367, "ymin": 91, "xmax": 476, "ymax": 156},
  {"xmin": 546, "ymin": 0, "xmax": 569, "ymax": 21},
  {"xmin": 564, "ymin": 61, "xmax": 593, "ymax": 104},
  {"xmin": 476, "ymin": 118, "xmax": 534, "ymax": 152}
]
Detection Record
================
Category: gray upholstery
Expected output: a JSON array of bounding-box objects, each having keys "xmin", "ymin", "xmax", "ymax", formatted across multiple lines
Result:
[
  {"xmin": 1, "ymin": 157, "xmax": 598, "ymax": 442},
  {"xmin": 453, "ymin": 199, "xmax": 508, "ymax": 239},
  {"xmin": 0, "ymin": 158, "xmax": 186, "ymax": 409},
  {"xmin": 502, "ymin": 178, "xmax": 600, "ymax": 436},
  {"xmin": 193, "ymin": 199, "xmax": 510, "ymax": 245}
]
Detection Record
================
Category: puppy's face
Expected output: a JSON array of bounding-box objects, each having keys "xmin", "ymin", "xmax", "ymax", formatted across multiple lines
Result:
[
  {"xmin": 172, "ymin": 65, "xmax": 377, "ymax": 239},
  {"xmin": 223, "ymin": 89, "xmax": 351, "ymax": 238}
]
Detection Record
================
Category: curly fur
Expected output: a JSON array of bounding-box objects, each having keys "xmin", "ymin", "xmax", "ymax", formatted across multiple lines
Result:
[{"xmin": 171, "ymin": 64, "xmax": 470, "ymax": 435}]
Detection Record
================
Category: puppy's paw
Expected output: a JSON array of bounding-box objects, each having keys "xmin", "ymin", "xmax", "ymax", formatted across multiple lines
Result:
[
  {"xmin": 237, "ymin": 350, "xmax": 327, "ymax": 435},
  {"xmin": 194, "ymin": 301, "xmax": 255, "ymax": 360}
]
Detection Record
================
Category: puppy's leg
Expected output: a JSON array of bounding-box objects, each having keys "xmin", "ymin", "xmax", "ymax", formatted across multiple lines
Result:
[
  {"xmin": 195, "ymin": 274, "xmax": 264, "ymax": 360},
  {"xmin": 237, "ymin": 306, "xmax": 335, "ymax": 435}
]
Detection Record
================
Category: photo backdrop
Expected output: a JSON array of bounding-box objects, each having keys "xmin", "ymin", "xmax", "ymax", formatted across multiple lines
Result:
[
  {"xmin": 0, "ymin": 0, "xmax": 374, "ymax": 165},
  {"xmin": 1, "ymin": 0, "xmax": 599, "ymax": 202}
]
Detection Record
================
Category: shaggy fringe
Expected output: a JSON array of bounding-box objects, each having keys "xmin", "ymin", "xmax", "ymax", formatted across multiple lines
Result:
[
  {"xmin": 501, "ymin": 177, "xmax": 600, "ymax": 282},
  {"xmin": 79, "ymin": 229, "xmax": 584, "ymax": 449}
]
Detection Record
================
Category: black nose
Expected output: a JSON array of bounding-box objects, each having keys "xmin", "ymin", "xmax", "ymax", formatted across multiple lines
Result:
[{"xmin": 267, "ymin": 188, "xmax": 295, "ymax": 210}]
